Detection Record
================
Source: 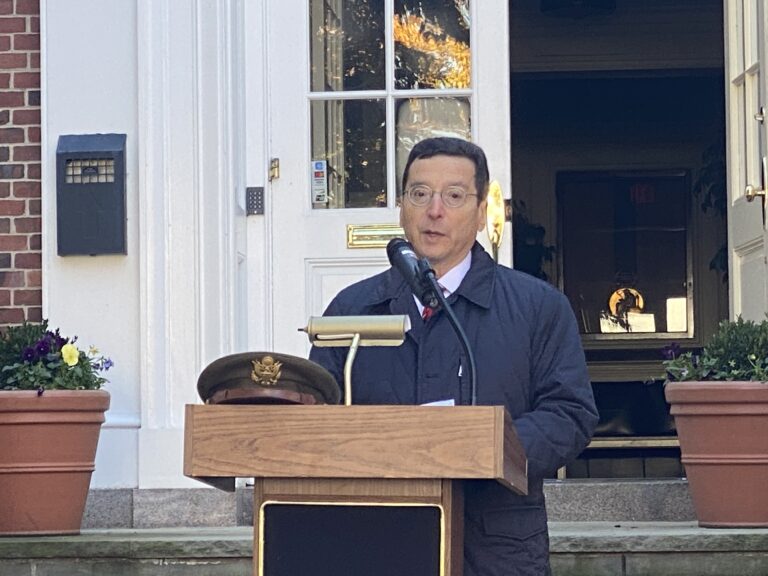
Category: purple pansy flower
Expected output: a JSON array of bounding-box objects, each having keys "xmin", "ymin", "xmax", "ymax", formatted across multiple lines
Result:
[
  {"xmin": 48, "ymin": 330, "xmax": 67, "ymax": 350},
  {"xmin": 21, "ymin": 347, "xmax": 37, "ymax": 362},
  {"xmin": 661, "ymin": 342, "xmax": 681, "ymax": 360},
  {"xmin": 35, "ymin": 338, "xmax": 51, "ymax": 356}
]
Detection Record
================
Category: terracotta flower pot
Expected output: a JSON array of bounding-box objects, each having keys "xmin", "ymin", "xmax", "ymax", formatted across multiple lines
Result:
[
  {"xmin": 0, "ymin": 389, "xmax": 110, "ymax": 535},
  {"xmin": 665, "ymin": 381, "xmax": 768, "ymax": 527}
]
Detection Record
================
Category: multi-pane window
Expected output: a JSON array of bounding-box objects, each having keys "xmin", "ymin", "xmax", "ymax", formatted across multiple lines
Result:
[{"xmin": 309, "ymin": 0, "xmax": 472, "ymax": 209}]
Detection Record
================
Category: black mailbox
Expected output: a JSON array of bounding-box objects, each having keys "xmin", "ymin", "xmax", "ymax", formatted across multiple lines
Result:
[{"xmin": 56, "ymin": 134, "xmax": 127, "ymax": 255}]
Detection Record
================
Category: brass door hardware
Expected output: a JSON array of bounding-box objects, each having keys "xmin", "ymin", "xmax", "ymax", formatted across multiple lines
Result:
[
  {"xmin": 346, "ymin": 224, "xmax": 404, "ymax": 249},
  {"xmin": 268, "ymin": 158, "xmax": 280, "ymax": 182},
  {"xmin": 745, "ymin": 156, "xmax": 768, "ymax": 202},
  {"xmin": 486, "ymin": 180, "xmax": 506, "ymax": 262},
  {"xmin": 745, "ymin": 183, "xmax": 764, "ymax": 202}
]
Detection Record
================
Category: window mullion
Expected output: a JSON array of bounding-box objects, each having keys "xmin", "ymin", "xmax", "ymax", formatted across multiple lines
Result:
[{"xmin": 385, "ymin": 0, "xmax": 397, "ymax": 207}]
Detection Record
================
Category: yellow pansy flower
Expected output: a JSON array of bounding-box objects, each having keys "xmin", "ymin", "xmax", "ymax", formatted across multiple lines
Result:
[{"xmin": 61, "ymin": 343, "xmax": 79, "ymax": 367}]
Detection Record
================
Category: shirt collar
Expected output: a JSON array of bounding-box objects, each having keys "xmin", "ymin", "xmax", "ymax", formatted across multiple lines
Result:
[{"xmin": 435, "ymin": 250, "xmax": 472, "ymax": 295}]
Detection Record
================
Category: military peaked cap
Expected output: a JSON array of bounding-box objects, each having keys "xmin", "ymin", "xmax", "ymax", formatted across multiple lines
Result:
[{"xmin": 197, "ymin": 352, "xmax": 340, "ymax": 405}]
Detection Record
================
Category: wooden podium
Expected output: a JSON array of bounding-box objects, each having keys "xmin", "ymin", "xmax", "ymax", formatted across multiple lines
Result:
[{"xmin": 184, "ymin": 405, "xmax": 527, "ymax": 576}]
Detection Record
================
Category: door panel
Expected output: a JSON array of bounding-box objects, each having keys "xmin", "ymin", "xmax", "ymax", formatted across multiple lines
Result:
[
  {"xmin": 726, "ymin": 0, "xmax": 768, "ymax": 319},
  {"xmin": 260, "ymin": 0, "xmax": 511, "ymax": 356}
]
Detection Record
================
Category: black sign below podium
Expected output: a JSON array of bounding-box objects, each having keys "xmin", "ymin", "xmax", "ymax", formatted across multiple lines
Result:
[{"xmin": 261, "ymin": 503, "xmax": 441, "ymax": 575}]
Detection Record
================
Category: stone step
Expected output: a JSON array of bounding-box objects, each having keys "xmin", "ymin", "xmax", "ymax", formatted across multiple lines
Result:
[
  {"xmin": 2, "ymin": 523, "xmax": 768, "ymax": 576},
  {"xmin": 81, "ymin": 479, "xmax": 697, "ymax": 529}
]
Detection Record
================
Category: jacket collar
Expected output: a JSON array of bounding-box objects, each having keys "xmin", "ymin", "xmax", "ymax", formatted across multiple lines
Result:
[
  {"xmin": 365, "ymin": 242, "xmax": 496, "ymax": 311},
  {"xmin": 454, "ymin": 242, "xmax": 495, "ymax": 310}
]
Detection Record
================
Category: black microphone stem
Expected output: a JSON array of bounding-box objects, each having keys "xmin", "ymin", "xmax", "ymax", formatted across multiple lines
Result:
[{"xmin": 424, "ymin": 269, "xmax": 478, "ymax": 406}]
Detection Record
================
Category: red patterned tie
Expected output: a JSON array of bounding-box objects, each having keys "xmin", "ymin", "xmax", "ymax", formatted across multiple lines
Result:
[{"xmin": 422, "ymin": 284, "xmax": 446, "ymax": 321}]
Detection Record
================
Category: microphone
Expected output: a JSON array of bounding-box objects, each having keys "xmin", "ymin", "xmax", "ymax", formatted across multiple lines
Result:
[{"xmin": 386, "ymin": 238, "xmax": 439, "ymax": 308}]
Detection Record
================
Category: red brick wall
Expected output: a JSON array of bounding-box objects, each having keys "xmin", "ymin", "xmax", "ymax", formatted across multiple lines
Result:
[{"xmin": 0, "ymin": 0, "xmax": 41, "ymax": 326}]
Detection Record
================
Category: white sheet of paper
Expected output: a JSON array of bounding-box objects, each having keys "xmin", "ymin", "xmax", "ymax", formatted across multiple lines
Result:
[
  {"xmin": 421, "ymin": 399, "xmax": 455, "ymax": 406},
  {"xmin": 666, "ymin": 297, "xmax": 687, "ymax": 332},
  {"xmin": 628, "ymin": 311, "xmax": 656, "ymax": 332}
]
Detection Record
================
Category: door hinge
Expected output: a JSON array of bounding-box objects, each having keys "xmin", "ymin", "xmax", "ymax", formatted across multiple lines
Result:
[{"xmin": 269, "ymin": 158, "xmax": 280, "ymax": 182}]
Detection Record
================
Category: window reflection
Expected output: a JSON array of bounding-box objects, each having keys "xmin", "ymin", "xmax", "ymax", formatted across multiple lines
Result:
[
  {"xmin": 311, "ymin": 99, "xmax": 387, "ymax": 209},
  {"xmin": 394, "ymin": 0, "xmax": 471, "ymax": 90},
  {"xmin": 310, "ymin": 0, "xmax": 385, "ymax": 92},
  {"xmin": 395, "ymin": 97, "xmax": 471, "ymax": 194}
]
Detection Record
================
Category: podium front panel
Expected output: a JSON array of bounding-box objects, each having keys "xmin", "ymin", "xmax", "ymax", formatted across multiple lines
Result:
[{"xmin": 259, "ymin": 502, "xmax": 443, "ymax": 576}]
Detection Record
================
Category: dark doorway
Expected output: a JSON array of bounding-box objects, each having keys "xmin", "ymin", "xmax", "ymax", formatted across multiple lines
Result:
[{"xmin": 509, "ymin": 1, "xmax": 728, "ymax": 478}]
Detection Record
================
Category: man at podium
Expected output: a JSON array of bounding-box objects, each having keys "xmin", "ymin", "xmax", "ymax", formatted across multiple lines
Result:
[{"xmin": 310, "ymin": 137, "xmax": 598, "ymax": 576}]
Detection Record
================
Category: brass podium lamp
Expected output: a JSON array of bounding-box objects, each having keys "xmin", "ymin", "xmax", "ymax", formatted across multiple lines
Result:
[{"xmin": 300, "ymin": 315, "xmax": 411, "ymax": 405}]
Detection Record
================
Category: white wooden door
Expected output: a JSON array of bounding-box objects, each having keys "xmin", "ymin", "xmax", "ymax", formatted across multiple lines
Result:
[
  {"xmin": 258, "ymin": 0, "xmax": 512, "ymax": 355},
  {"xmin": 726, "ymin": 0, "xmax": 768, "ymax": 320}
]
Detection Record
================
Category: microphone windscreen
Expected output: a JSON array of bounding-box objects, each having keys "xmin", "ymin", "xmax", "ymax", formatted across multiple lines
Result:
[{"xmin": 386, "ymin": 237, "xmax": 411, "ymax": 261}]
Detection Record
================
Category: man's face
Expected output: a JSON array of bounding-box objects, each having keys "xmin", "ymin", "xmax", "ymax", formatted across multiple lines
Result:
[{"xmin": 400, "ymin": 154, "xmax": 487, "ymax": 278}]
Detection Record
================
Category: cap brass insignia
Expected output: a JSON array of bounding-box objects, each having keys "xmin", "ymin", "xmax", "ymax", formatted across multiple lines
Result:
[{"xmin": 251, "ymin": 356, "xmax": 282, "ymax": 386}]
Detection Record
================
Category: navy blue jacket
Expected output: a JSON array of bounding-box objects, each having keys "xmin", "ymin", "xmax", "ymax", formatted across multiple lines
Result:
[{"xmin": 310, "ymin": 243, "xmax": 598, "ymax": 576}]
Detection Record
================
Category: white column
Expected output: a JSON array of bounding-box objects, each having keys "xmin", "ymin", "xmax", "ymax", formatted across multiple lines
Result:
[{"xmin": 137, "ymin": 0, "xmax": 245, "ymax": 487}]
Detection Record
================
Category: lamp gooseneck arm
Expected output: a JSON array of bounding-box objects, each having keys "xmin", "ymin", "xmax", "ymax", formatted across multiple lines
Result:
[{"xmin": 343, "ymin": 332, "xmax": 361, "ymax": 406}]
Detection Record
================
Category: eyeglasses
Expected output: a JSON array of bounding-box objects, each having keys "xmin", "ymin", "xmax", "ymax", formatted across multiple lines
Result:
[{"xmin": 404, "ymin": 185, "xmax": 478, "ymax": 209}]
